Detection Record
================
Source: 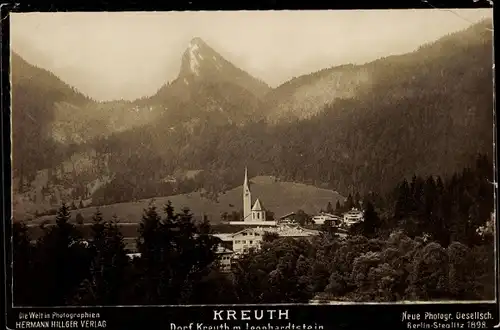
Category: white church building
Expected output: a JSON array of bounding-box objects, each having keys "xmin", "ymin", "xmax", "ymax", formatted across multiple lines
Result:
[{"xmin": 229, "ymin": 168, "xmax": 276, "ymax": 226}]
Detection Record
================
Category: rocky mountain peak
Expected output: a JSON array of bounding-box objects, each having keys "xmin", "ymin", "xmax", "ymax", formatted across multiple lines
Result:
[{"xmin": 179, "ymin": 37, "xmax": 225, "ymax": 79}]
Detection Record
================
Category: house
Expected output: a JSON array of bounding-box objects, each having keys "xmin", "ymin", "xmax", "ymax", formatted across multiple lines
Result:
[
  {"xmin": 311, "ymin": 212, "xmax": 342, "ymax": 226},
  {"xmin": 278, "ymin": 212, "xmax": 297, "ymax": 225},
  {"xmin": 216, "ymin": 246, "xmax": 234, "ymax": 272},
  {"xmin": 162, "ymin": 175, "xmax": 177, "ymax": 183},
  {"xmin": 126, "ymin": 253, "xmax": 142, "ymax": 260},
  {"xmin": 215, "ymin": 224, "xmax": 320, "ymax": 254},
  {"xmin": 343, "ymin": 208, "xmax": 364, "ymax": 226},
  {"xmin": 231, "ymin": 227, "xmax": 264, "ymax": 253}
]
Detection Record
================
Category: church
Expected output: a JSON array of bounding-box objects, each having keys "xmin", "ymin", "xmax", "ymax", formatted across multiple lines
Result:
[{"xmin": 229, "ymin": 168, "xmax": 275, "ymax": 226}]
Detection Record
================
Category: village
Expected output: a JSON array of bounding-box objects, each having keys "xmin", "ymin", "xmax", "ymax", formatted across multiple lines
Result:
[{"xmin": 126, "ymin": 168, "xmax": 365, "ymax": 272}]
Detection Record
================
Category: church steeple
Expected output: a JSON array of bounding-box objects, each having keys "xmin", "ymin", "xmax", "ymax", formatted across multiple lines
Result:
[{"xmin": 243, "ymin": 167, "xmax": 252, "ymax": 221}]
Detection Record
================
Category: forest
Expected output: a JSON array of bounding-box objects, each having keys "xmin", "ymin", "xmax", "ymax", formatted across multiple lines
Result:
[{"xmin": 11, "ymin": 155, "xmax": 495, "ymax": 305}]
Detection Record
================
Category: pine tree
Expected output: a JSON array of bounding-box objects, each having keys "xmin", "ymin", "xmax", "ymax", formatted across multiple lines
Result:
[
  {"xmin": 362, "ymin": 201, "xmax": 382, "ymax": 238},
  {"xmin": 326, "ymin": 202, "xmax": 334, "ymax": 214},
  {"xmin": 394, "ymin": 179, "xmax": 410, "ymax": 219},
  {"xmin": 133, "ymin": 201, "xmax": 220, "ymax": 304},
  {"xmin": 137, "ymin": 202, "xmax": 162, "ymax": 264},
  {"xmin": 345, "ymin": 194, "xmax": 355, "ymax": 210},
  {"xmin": 91, "ymin": 208, "xmax": 105, "ymax": 242},
  {"xmin": 33, "ymin": 203, "xmax": 91, "ymax": 306},
  {"xmin": 75, "ymin": 212, "xmax": 84, "ymax": 225},
  {"xmin": 73, "ymin": 210, "xmax": 129, "ymax": 305},
  {"xmin": 422, "ymin": 176, "xmax": 437, "ymax": 235},
  {"xmin": 335, "ymin": 200, "xmax": 342, "ymax": 214},
  {"xmin": 12, "ymin": 222, "xmax": 34, "ymax": 305},
  {"xmin": 354, "ymin": 192, "xmax": 361, "ymax": 207}
]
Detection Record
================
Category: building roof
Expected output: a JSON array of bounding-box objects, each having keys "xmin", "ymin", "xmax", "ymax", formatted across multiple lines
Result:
[
  {"xmin": 229, "ymin": 225, "xmax": 319, "ymax": 238},
  {"xmin": 216, "ymin": 246, "xmax": 233, "ymax": 254},
  {"xmin": 313, "ymin": 212, "xmax": 340, "ymax": 219},
  {"xmin": 280, "ymin": 212, "xmax": 296, "ymax": 219},
  {"xmin": 213, "ymin": 223, "xmax": 275, "ymax": 233},
  {"xmin": 228, "ymin": 221, "xmax": 276, "ymax": 226},
  {"xmin": 344, "ymin": 208, "xmax": 363, "ymax": 215},
  {"xmin": 126, "ymin": 253, "xmax": 141, "ymax": 259},
  {"xmin": 213, "ymin": 233, "xmax": 234, "ymax": 241},
  {"xmin": 252, "ymin": 198, "xmax": 264, "ymax": 211}
]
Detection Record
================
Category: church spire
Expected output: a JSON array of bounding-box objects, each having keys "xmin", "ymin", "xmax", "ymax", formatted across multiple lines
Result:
[
  {"xmin": 244, "ymin": 167, "xmax": 249, "ymax": 187},
  {"xmin": 243, "ymin": 167, "xmax": 252, "ymax": 221}
]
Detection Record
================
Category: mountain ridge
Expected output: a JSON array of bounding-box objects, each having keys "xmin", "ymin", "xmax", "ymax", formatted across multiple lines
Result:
[
  {"xmin": 264, "ymin": 19, "xmax": 493, "ymax": 123},
  {"xmin": 10, "ymin": 20, "xmax": 494, "ymax": 220}
]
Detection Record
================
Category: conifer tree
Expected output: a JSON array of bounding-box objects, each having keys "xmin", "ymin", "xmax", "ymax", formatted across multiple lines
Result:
[
  {"xmin": 354, "ymin": 192, "xmax": 362, "ymax": 207},
  {"xmin": 362, "ymin": 201, "xmax": 382, "ymax": 238},
  {"xmin": 73, "ymin": 210, "xmax": 129, "ymax": 305},
  {"xmin": 33, "ymin": 203, "xmax": 90, "ymax": 306},
  {"xmin": 335, "ymin": 200, "xmax": 342, "ymax": 214},
  {"xmin": 326, "ymin": 202, "xmax": 334, "ymax": 214},
  {"xmin": 75, "ymin": 212, "xmax": 84, "ymax": 225},
  {"xmin": 345, "ymin": 194, "xmax": 355, "ymax": 210},
  {"xmin": 133, "ymin": 201, "xmax": 219, "ymax": 304},
  {"xmin": 394, "ymin": 179, "xmax": 410, "ymax": 220},
  {"xmin": 12, "ymin": 222, "xmax": 34, "ymax": 305}
]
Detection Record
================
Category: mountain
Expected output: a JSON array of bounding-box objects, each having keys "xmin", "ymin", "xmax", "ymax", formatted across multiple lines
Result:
[
  {"xmin": 265, "ymin": 19, "xmax": 493, "ymax": 124},
  {"xmin": 11, "ymin": 52, "xmax": 91, "ymax": 178},
  {"xmin": 137, "ymin": 37, "xmax": 271, "ymax": 127},
  {"xmin": 265, "ymin": 64, "xmax": 371, "ymax": 123},
  {"xmin": 11, "ymin": 38, "xmax": 273, "ymax": 220},
  {"xmin": 178, "ymin": 37, "xmax": 270, "ymax": 98},
  {"xmin": 12, "ymin": 21, "xmax": 494, "ymax": 220},
  {"xmin": 11, "ymin": 53, "xmax": 159, "ymax": 176},
  {"xmin": 168, "ymin": 20, "xmax": 494, "ymax": 195}
]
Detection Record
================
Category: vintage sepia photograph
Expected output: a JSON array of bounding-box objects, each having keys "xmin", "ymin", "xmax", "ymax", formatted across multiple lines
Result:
[{"xmin": 9, "ymin": 9, "xmax": 495, "ymax": 308}]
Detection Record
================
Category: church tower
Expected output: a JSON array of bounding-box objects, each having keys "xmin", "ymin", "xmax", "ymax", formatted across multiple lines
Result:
[{"xmin": 243, "ymin": 167, "xmax": 252, "ymax": 221}]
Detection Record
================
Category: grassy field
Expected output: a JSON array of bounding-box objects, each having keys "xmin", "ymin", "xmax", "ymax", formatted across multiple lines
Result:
[{"xmin": 29, "ymin": 176, "xmax": 343, "ymax": 225}]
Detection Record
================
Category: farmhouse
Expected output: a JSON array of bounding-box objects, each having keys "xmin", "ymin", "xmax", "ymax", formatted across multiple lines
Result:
[
  {"xmin": 311, "ymin": 212, "xmax": 342, "ymax": 226},
  {"xmin": 342, "ymin": 208, "xmax": 364, "ymax": 226},
  {"xmin": 278, "ymin": 212, "xmax": 296, "ymax": 224},
  {"xmin": 216, "ymin": 246, "xmax": 234, "ymax": 272},
  {"xmin": 214, "ymin": 224, "xmax": 319, "ymax": 254}
]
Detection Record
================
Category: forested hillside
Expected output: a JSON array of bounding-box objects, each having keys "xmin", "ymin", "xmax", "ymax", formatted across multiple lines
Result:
[
  {"xmin": 11, "ymin": 20, "xmax": 494, "ymax": 216},
  {"xmin": 170, "ymin": 19, "xmax": 494, "ymax": 195},
  {"xmin": 11, "ymin": 52, "xmax": 91, "ymax": 181}
]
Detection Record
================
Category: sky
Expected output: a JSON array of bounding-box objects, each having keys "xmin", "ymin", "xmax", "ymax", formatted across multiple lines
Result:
[{"xmin": 10, "ymin": 9, "xmax": 493, "ymax": 101}]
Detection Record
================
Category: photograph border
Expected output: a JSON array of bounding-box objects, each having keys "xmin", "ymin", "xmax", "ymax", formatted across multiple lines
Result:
[{"xmin": 1, "ymin": 1, "xmax": 498, "ymax": 329}]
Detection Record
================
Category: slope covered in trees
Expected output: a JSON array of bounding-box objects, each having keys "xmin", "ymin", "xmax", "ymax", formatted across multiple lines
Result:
[
  {"xmin": 11, "ymin": 20, "xmax": 493, "ymax": 212},
  {"xmin": 171, "ymin": 19, "xmax": 494, "ymax": 195},
  {"xmin": 11, "ymin": 52, "xmax": 91, "ymax": 180}
]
